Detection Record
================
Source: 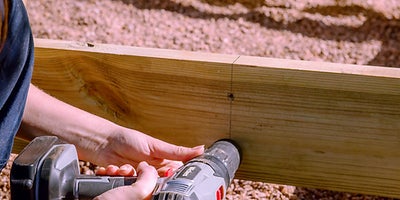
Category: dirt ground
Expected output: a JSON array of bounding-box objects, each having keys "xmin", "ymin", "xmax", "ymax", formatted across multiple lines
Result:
[{"xmin": 1, "ymin": 0, "xmax": 400, "ymax": 199}]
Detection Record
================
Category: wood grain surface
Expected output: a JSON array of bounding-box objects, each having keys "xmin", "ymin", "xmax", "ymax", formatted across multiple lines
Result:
[
  {"xmin": 15, "ymin": 38, "xmax": 400, "ymax": 198},
  {"xmin": 231, "ymin": 56, "xmax": 400, "ymax": 197}
]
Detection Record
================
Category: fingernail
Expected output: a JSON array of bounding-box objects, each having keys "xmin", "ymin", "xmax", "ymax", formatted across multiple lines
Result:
[
  {"xmin": 120, "ymin": 165, "xmax": 129, "ymax": 171},
  {"xmin": 163, "ymin": 168, "xmax": 174, "ymax": 177},
  {"xmin": 138, "ymin": 161, "xmax": 149, "ymax": 169},
  {"xmin": 192, "ymin": 145, "xmax": 204, "ymax": 151},
  {"xmin": 95, "ymin": 167, "xmax": 106, "ymax": 175}
]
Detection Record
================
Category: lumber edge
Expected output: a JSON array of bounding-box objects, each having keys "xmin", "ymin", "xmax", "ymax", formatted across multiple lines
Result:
[{"xmin": 17, "ymin": 39, "xmax": 400, "ymax": 198}]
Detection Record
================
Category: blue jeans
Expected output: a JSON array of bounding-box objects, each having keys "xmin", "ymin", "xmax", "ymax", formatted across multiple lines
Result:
[{"xmin": 0, "ymin": 0, "xmax": 34, "ymax": 170}]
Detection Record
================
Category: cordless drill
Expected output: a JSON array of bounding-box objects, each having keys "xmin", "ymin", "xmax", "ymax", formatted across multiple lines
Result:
[{"xmin": 10, "ymin": 136, "xmax": 241, "ymax": 200}]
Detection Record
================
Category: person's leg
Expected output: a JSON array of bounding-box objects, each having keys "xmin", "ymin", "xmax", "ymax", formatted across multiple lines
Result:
[{"xmin": 0, "ymin": 0, "xmax": 34, "ymax": 170}]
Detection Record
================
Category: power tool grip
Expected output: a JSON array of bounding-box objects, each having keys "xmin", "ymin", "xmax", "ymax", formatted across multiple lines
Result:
[
  {"xmin": 11, "ymin": 136, "xmax": 241, "ymax": 200},
  {"xmin": 73, "ymin": 175, "xmax": 137, "ymax": 199}
]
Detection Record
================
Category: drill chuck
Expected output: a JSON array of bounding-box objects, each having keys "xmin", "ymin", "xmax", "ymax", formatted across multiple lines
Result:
[
  {"xmin": 152, "ymin": 139, "xmax": 241, "ymax": 200},
  {"xmin": 187, "ymin": 139, "xmax": 241, "ymax": 185}
]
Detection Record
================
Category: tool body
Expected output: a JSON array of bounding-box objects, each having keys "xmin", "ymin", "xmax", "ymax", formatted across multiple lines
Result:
[{"xmin": 11, "ymin": 136, "xmax": 241, "ymax": 200}]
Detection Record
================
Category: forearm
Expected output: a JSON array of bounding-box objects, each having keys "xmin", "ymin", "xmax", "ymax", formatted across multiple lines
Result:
[{"xmin": 17, "ymin": 84, "xmax": 121, "ymax": 160}]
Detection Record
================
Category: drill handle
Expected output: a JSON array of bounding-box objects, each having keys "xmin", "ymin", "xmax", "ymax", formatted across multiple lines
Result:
[{"xmin": 73, "ymin": 175, "xmax": 137, "ymax": 199}]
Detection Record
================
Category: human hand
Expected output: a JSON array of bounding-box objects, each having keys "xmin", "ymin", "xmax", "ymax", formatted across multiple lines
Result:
[
  {"xmin": 77, "ymin": 127, "xmax": 204, "ymax": 174},
  {"xmin": 93, "ymin": 162, "xmax": 158, "ymax": 200},
  {"xmin": 21, "ymin": 84, "xmax": 204, "ymax": 175},
  {"xmin": 96, "ymin": 162, "xmax": 177, "ymax": 178},
  {"xmin": 95, "ymin": 164, "xmax": 137, "ymax": 177}
]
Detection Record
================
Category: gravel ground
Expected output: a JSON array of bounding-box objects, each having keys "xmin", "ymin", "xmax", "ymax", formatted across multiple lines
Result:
[
  {"xmin": 26, "ymin": 0, "xmax": 400, "ymax": 67},
  {"xmin": 1, "ymin": 0, "xmax": 400, "ymax": 199}
]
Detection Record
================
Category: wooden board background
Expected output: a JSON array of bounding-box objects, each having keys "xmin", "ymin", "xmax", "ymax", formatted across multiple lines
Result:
[
  {"xmin": 232, "ymin": 56, "xmax": 400, "ymax": 197},
  {"xmin": 15, "ymin": 39, "xmax": 400, "ymax": 198},
  {"xmin": 29, "ymin": 39, "xmax": 236, "ymax": 147}
]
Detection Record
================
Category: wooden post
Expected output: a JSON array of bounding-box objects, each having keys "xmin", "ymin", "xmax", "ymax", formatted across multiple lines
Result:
[{"xmin": 19, "ymin": 38, "xmax": 400, "ymax": 198}]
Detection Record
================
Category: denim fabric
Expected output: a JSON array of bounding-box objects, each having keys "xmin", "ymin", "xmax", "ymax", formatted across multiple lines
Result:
[{"xmin": 0, "ymin": 0, "xmax": 34, "ymax": 170}]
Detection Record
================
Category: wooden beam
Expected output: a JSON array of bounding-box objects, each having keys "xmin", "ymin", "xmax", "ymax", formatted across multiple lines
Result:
[
  {"xmin": 12, "ymin": 138, "xmax": 29, "ymax": 153},
  {"xmin": 30, "ymin": 39, "xmax": 235, "ymax": 147},
  {"xmin": 24, "ymin": 39, "xmax": 400, "ymax": 198},
  {"xmin": 231, "ymin": 56, "xmax": 400, "ymax": 197}
]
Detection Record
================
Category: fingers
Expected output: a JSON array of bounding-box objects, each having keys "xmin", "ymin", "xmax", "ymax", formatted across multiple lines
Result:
[
  {"xmin": 118, "ymin": 164, "xmax": 136, "ymax": 176},
  {"xmin": 148, "ymin": 138, "xmax": 205, "ymax": 162},
  {"xmin": 96, "ymin": 162, "xmax": 180, "ymax": 179},
  {"xmin": 132, "ymin": 161, "xmax": 158, "ymax": 197},
  {"xmin": 94, "ymin": 162, "xmax": 157, "ymax": 200},
  {"xmin": 156, "ymin": 160, "xmax": 182, "ymax": 177},
  {"xmin": 95, "ymin": 164, "xmax": 136, "ymax": 176},
  {"xmin": 95, "ymin": 167, "xmax": 107, "ymax": 175},
  {"xmin": 106, "ymin": 165, "xmax": 119, "ymax": 175}
]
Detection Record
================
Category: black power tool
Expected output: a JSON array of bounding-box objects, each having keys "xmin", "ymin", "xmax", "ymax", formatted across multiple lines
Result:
[{"xmin": 10, "ymin": 136, "xmax": 241, "ymax": 200}]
